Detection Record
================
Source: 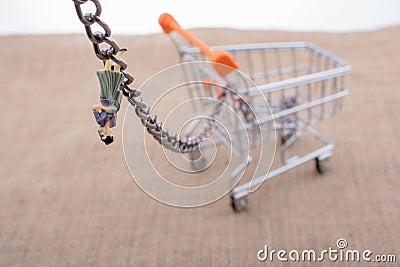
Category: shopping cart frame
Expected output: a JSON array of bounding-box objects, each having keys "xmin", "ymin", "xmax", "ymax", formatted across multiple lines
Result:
[{"xmin": 160, "ymin": 14, "xmax": 352, "ymax": 211}]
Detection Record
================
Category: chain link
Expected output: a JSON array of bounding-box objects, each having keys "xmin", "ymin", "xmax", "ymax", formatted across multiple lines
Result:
[{"xmin": 73, "ymin": 0, "xmax": 212, "ymax": 153}]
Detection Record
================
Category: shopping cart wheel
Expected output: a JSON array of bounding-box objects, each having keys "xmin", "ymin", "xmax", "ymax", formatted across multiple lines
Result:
[
  {"xmin": 280, "ymin": 134, "xmax": 292, "ymax": 145},
  {"xmin": 315, "ymin": 157, "xmax": 329, "ymax": 174},
  {"xmin": 230, "ymin": 195, "xmax": 248, "ymax": 212},
  {"xmin": 280, "ymin": 131, "xmax": 297, "ymax": 145}
]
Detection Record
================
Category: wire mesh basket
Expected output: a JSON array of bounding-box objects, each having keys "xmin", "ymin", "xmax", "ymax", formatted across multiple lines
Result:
[{"xmin": 160, "ymin": 14, "xmax": 351, "ymax": 211}]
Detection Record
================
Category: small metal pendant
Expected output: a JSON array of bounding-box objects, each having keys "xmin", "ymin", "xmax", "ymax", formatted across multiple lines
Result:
[{"xmin": 92, "ymin": 50, "xmax": 126, "ymax": 145}]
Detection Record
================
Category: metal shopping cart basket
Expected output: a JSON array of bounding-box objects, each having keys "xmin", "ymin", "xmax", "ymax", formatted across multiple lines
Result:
[{"xmin": 159, "ymin": 14, "xmax": 351, "ymax": 211}]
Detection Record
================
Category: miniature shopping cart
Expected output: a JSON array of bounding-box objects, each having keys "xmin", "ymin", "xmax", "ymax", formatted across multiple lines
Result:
[{"xmin": 159, "ymin": 14, "xmax": 351, "ymax": 211}]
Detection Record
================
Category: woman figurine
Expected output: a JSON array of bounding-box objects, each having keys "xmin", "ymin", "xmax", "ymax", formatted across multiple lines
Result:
[{"xmin": 92, "ymin": 49, "xmax": 126, "ymax": 145}]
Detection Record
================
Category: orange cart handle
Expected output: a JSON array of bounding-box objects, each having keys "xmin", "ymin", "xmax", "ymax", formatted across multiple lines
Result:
[{"xmin": 159, "ymin": 13, "xmax": 239, "ymax": 76}]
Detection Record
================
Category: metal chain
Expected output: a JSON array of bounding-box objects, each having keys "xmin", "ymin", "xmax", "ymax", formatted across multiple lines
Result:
[
  {"xmin": 72, "ymin": 0, "xmax": 253, "ymax": 152},
  {"xmin": 72, "ymin": 0, "xmax": 213, "ymax": 153}
]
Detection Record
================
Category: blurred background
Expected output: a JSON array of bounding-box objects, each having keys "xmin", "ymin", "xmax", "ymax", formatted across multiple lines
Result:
[{"xmin": 1, "ymin": 0, "xmax": 400, "ymax": 35}]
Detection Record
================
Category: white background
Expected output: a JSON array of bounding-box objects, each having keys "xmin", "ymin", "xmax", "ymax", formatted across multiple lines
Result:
[{"xmin": 1, "ymin": 0, "xmax": 399, "ymax": 35}]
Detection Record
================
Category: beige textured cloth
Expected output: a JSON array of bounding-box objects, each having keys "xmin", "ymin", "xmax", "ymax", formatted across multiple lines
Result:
[{"xmin": 0, "ymin": 27, "xmax": 399, "ymax": 266}]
